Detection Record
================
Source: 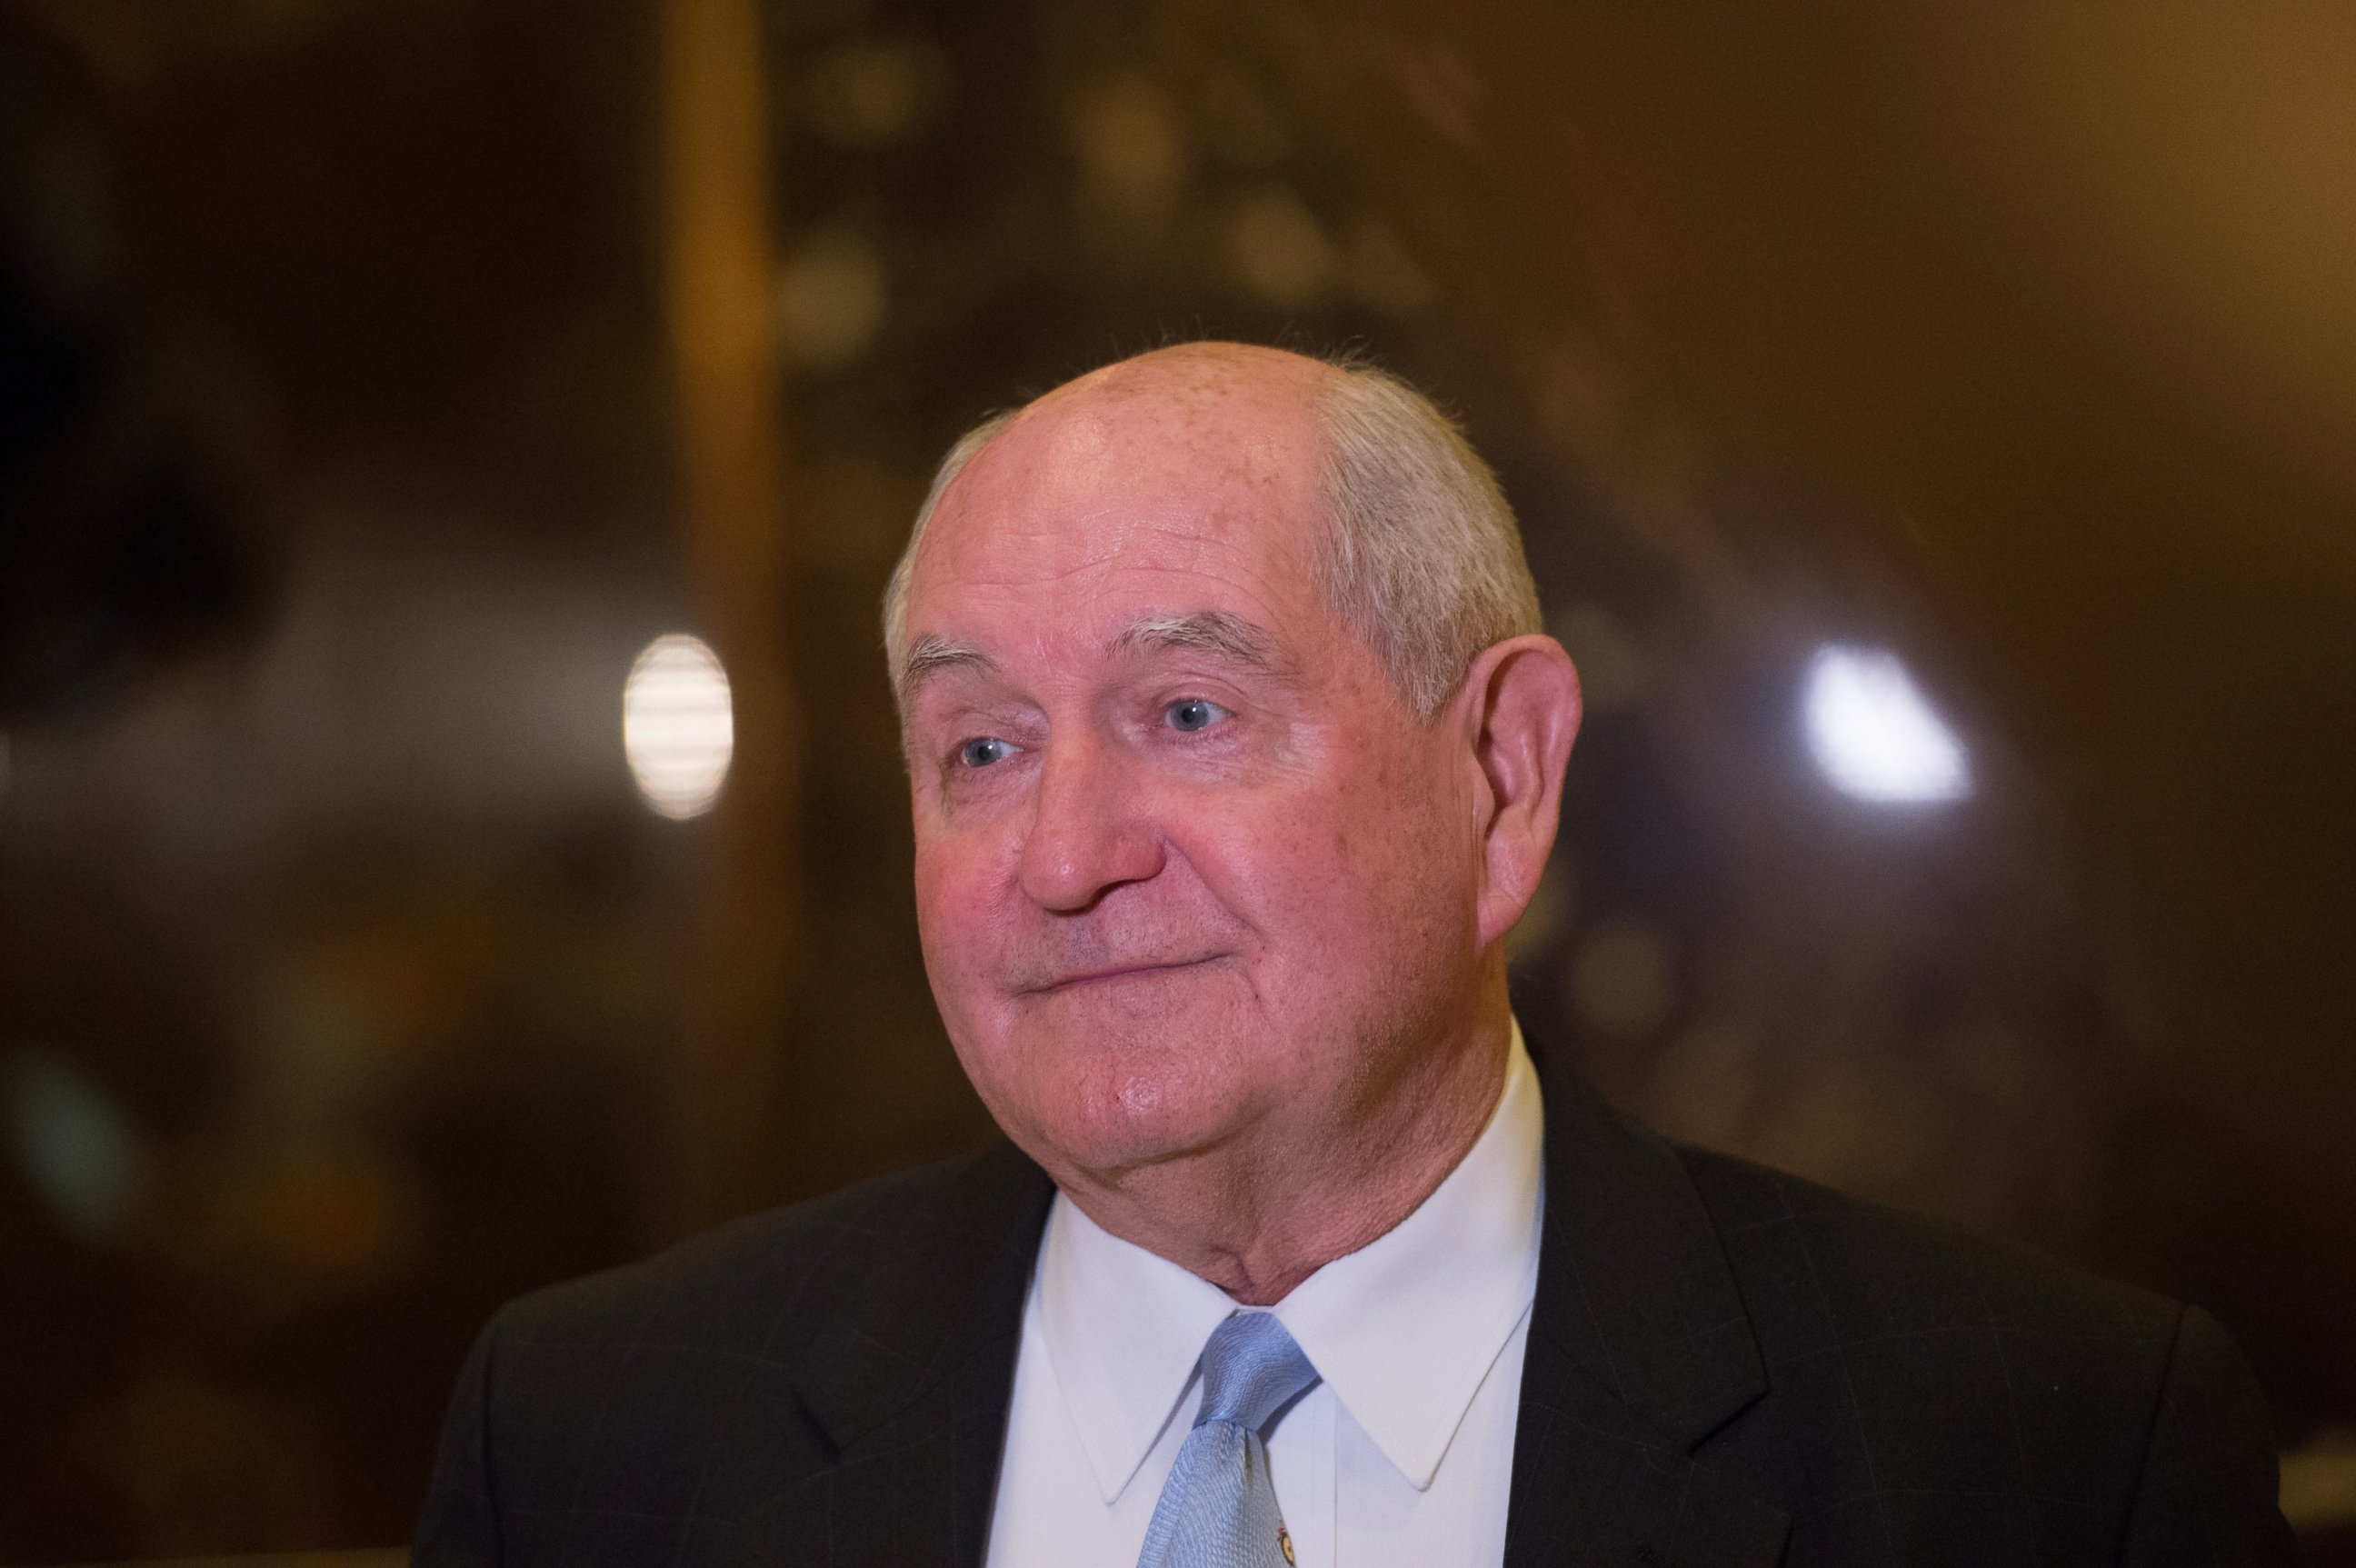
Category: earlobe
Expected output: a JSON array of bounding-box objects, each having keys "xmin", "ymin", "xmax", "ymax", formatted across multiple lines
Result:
[{"xmin": 1468, "ymin": 635, "xmax": 1582, "ymax": 946}]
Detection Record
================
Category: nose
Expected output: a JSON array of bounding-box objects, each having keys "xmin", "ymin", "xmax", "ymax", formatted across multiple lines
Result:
[{"xmin": 1017, "ymin": 733, "xmax": 1165, "ymax": 912}]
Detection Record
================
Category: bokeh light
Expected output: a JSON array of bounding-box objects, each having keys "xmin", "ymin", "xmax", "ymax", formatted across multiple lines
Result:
[
  {"xmin": 6, "ymin": 1051, "xmax": 146, "ymax": 1246},
  {"xmin": 623, "ymin": 634, "xmax": 734, "ymax": 820},
  {"xmin": 1802, "ymin": 644, "xmax": 1972, "ymax": 805}
]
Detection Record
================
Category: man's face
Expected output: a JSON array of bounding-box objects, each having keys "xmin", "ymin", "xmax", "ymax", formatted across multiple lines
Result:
[{"xmin": 898, "ymin": 358, "xmax": 1486, "ymax": 1180}]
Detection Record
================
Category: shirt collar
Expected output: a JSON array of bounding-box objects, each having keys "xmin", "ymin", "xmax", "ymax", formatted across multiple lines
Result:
[
  {"xmin": 1035, "ymin": 1020, "xmax": 1546, "ymax": 1502},
  {"xmin": 1035, "ymin": 1177, "xmax": 1235, "ymax": 1504}
]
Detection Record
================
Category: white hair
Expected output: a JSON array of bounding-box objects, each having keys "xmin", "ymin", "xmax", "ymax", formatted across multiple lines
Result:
[{"xmin": 880, "ymin": 355, "xmax": 1542, "ymax": 721}]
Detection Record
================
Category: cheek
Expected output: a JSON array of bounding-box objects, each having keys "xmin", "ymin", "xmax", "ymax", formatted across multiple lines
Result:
[
  {"xmin": 1196, "ymin": 746, "xmax": 1471, "ymax": 981},
  {"xmin": 912, "ymin": 834, "xmax": 1013, "ymax": 1015},
  {"xmin": 1321, "ymin": 730, "xmax": 1464, "ymax": 884}
]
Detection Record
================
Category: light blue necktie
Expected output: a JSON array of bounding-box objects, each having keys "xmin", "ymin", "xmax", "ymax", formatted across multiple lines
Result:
[{"xmin": 1136, "ymin": 1312, "xmax": 1322, "ymax": 1568}]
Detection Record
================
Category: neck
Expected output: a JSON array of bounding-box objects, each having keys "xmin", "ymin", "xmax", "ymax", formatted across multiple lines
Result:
[{"xmin": 1053, "ymin": 986, "xmax": 1515, "ymax": 1306}]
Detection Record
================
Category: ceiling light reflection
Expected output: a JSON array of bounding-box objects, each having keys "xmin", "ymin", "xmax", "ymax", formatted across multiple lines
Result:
[
  {"xmin": 1803, "ymin": 644, "xmax": 1972, "ymax": 805},
  {"xmin": 624, "ymin": 634, "xmax": 734, "ymax": 819}
]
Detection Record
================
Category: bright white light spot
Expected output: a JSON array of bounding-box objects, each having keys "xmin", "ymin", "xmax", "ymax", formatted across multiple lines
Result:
[
  {"xmin": 624, "ymin": 634, "xmax": 734, "ymax": 819},
  {"xmin": 1803, "ymin": 644, "xmax": 1972, "ymax": 804}
]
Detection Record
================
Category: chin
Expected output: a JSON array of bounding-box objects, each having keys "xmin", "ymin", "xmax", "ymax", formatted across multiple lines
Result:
[
  {"xmin": 1059, "ymin": 1074, "xmax": 1239, "ymax": 1173},
  {"xmin": 970, "ymin": 1009, "xmax": 1261, "ymax": 1176}
]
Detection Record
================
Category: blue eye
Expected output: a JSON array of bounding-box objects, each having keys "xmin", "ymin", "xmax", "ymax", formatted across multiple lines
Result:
[
  {"xmin": 958, "ymin": 737, "xmax": 1015, "ymax": 768},
  {"xmin": 1165, "ymin": 699, "xmax": 1229, "ymax": 733}
]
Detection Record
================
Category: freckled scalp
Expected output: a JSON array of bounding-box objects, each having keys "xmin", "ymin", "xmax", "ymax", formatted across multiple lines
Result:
[{"xmin": 884, "ymin": 341, "xmax": 1541, "ymax": 720}]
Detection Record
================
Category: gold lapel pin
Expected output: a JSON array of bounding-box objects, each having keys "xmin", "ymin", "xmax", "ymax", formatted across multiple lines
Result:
[{"xmin": 1277, "ymin": 1524, "xmax": 1296, "ymax": 1565}]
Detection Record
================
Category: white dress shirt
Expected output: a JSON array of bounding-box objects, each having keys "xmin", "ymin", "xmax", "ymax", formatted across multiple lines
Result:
[{"xmin": 983, "ymin": 1023, "xmax": 1545, "ymax": 1568}]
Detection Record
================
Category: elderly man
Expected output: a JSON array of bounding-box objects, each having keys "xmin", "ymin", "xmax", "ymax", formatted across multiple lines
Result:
[{"xmin": 415, "ymin": 345, "xmax": 2295, "ymax": 1566}]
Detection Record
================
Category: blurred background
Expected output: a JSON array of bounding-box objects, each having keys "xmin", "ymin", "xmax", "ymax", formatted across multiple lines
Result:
[{"xmin": 2, "ymin": 0, "xmax": 2352, "ymax": 1559}]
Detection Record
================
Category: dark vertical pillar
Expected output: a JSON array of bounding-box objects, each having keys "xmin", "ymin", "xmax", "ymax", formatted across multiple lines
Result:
[{"xmin": 658, "ymin": 0, "xmax": 798, "ymax": 1233}]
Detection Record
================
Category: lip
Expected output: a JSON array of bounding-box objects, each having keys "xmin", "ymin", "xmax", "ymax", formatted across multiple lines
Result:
[{"xmin": 1019, "ymin": 956, "xmax": 1221, "ymax": 995}]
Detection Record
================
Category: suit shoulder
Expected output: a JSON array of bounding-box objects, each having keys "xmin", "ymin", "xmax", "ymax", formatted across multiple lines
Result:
[
  {"xmin": 415, "ymin": 1141, "xmax": 1048, "ymax": 1559},
  {"xmin": 1671, "ymin": 1141, "xmax": 2181, "ymax": 1352},
  {"xmin": 1664, "ymin": 1147, "xmax": 2296, "ymax": 1559},
  {"xmin": 491, "ymin": 1139, "xmax": 1043, "ymax": 1354}
]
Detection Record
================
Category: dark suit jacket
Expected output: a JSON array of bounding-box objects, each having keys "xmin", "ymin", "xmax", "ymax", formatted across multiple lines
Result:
[{"xmin": 414, "ymin": 1046, "xmax": 2299, "ymax": 1566}]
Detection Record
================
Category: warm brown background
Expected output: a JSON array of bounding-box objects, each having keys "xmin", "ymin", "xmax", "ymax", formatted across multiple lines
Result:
[{"xmin": 1, "ymin": 0, "xmax": 2351, "ymax": 1559}]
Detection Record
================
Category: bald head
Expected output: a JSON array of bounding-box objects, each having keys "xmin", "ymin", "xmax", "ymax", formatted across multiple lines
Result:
[
  {"xmin": 967, "ymin": 344, "xmax": 1336, "ymax": 536},
  {"xmin": 883, "ymin": 342, "xmax": 1542, "ymax": 720},
  {"xmin": 1034, "ymin": 340, "xmax": 1339, "ymax": 414}
]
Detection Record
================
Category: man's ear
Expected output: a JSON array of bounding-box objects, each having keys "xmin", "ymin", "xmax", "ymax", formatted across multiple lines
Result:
[{"xmin": 1456, "ymin": 634, "xmax": 1582, "ymax": 949}]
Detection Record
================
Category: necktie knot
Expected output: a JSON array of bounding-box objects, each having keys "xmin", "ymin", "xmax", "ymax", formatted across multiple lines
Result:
[
  {"xmin": 1136, "ymin": 1313, "xmax": 1320, "ymax": 1568},
  {"xmin": 1193, "ymin": 1312, "xmax": 1320, "ymax": 1435}
]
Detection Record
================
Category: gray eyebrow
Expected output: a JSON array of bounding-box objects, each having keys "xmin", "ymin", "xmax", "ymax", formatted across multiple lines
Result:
[
  {"xmin": 895, "ymin": 634, "xmax": 996, "ymax": 702},
  {"xmin": 1109, "ymin": 611, "xmax": 1282, "ymax": 672},
  {"xmin": 894, "ymin": 611, "xmax": 1282, "ymax": 706}
]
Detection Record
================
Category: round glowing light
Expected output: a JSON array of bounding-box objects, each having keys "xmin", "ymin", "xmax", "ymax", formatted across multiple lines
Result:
[
  {"xmin": 624, "ymin": 634, "xmax": 734, "ymax": 819},
  {"xmin": 1803, "ymin": 644, "xmax": 1972, "ymax": 805}
]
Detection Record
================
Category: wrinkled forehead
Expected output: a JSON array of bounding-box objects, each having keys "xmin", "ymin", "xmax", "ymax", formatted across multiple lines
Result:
[{"xmin": 907, "ymin": 377, "xmax": 1333, "ymax": 636}]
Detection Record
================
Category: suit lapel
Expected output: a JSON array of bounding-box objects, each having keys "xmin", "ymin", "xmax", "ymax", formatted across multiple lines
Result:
[
  {"xmin": 1505, "ymin": 1043, "xmax": 1788, "ymax": 1568},
  {"xmin": 747, "ymin": 1142, "xmax": 1054, "ymax": 1568},
  {"xmin": 739, "ymin": 1046, "xmax": 1786, "ymax": 1567}
]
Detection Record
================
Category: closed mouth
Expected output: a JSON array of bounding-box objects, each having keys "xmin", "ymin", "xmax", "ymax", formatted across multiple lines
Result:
[{"xmin": 1021, "ymin": 956, "xmax": 1219, "ymax": 995}]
